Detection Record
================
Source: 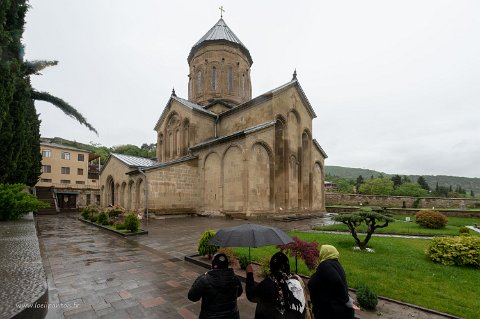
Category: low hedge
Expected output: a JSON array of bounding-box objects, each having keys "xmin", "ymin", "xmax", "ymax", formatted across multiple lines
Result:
[{"xmin": 426, "ymin": 236, "xmax": 480, "ymax": 268}]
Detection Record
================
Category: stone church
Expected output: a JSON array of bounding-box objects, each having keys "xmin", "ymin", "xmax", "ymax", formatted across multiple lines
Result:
[{"xmin": 99, "ymin": 18, "xmax": 328, "ymax": 217}]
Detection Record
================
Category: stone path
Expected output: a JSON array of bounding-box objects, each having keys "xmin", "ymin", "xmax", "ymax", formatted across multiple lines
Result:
[
  {"xmin": 36, "ymin": 214, "xmax": 257, "ymax": 319},
  {"xmin": 35, "ymin": 213, "xmax": 457, "ymax": 319}
]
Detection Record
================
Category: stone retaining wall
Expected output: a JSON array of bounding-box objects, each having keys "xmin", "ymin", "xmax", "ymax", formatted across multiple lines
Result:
[
  {"xmin": 326, "ymin": 193, "xmax": 480, "ymax": 209},
  {"xmin": 0, "ymin": 213, "xmax": 48, "ymax": 319}
]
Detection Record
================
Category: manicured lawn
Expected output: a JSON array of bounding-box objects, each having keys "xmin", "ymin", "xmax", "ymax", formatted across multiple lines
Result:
[
  {"xmin": 315, "ymin": 214, "xmax": 480, "ymax": 236},
  {"xmin": 235, "ymin": 232, "xmax": 480, "ymax": 319}
]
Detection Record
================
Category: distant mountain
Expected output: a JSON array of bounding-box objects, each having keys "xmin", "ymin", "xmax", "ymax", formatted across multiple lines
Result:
[{"xmin": 325, "ymin": 165, "xmax": 480, "ymax": 194}]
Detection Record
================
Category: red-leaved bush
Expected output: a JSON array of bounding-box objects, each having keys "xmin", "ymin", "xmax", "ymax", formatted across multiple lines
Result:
[{"xmin": 278, "ymin": 236, "xmax": 320, "ymax": 271}]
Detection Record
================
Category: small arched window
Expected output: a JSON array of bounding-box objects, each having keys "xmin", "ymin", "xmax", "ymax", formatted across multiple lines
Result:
[
  {"xmin": 176, "ymin": 129, "xmax": 181, "ymax": 156},
  {"xmin": 241, "ymin": 74, "xmax": 245, "ymax": 97},
  {"xmin": 197, "ymin": 70, "xmax": 203, "ymax": 95},
  {"xmin": 227, "ymin": 66, "xmax": 233, "ymax": 94},
  {"xmin": 211, "ymin": 66, "xmax": 217, "ymax": 92}
]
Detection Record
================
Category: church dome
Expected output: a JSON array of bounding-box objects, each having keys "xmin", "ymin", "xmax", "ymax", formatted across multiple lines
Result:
[
  {"xmin": 187, "ymin": 18, "xmax": 253, "ymax": 65},
  {"xmin": 187, "ymin": 18, "xmax": 253, "ymax": 106}
]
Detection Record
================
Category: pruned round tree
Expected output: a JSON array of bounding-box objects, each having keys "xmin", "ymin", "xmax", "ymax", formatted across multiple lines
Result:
[{"xmin": 332, "ymin": 208, "xmax": 394, "ymax": 250}]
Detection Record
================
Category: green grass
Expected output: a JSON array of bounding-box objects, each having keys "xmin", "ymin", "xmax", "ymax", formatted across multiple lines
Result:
[
  {"xmin": 234, "ymin": 232, "xmax": 480, "ymax": 319},
  {"xmin": 315, "ymin": 214, "xmax": 480, "ymax": 236}
]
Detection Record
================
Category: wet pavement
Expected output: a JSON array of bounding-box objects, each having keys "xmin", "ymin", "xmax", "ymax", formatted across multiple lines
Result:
[
  {"xmin": 0, "ymin": 213, "xmax": 48, "ymax": 319},
  {"xmin": 35, "ymin": 213, "xmax": 330, "ymax": 319}
]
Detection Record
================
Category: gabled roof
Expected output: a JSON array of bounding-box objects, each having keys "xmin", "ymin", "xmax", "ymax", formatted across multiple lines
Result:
[
  {"xmin": 153, "ymin": 95, "xmax": 217, "ymax": 131},
  {"xmin": 313, "ymin": 139, "xmax": 328, "ymax": 159},
  {"xmin": 190, "ymin": 120, "xmax": 276, "ymax": 151},
  {"xmin": 205, "ymin": 99, "xmax": 236, "ymax": 110},
  {"xmin": 128, "ymin": 155, "xmax": 198, "ymax": 174},
  {"xmin": 188, "ymin": 18, "xmax": 253, "ymax": 65},
  {"xmin": 220, "ymin": 79, "xmax": 317, "ymax": 119},
  {"xmin": 100, "ymin": 153, "xmax": 159, "ymax": 174}
]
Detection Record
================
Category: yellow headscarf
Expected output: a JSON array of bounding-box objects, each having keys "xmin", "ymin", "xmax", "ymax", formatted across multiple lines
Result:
[{"xmin": 319, "ymin": 245, "xmax": 340, "ymax": 264}]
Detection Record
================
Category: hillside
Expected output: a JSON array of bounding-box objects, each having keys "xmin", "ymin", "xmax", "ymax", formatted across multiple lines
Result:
[{"xmin": 325, "ymin": 165, "xmax": 480, "ymax": 194}]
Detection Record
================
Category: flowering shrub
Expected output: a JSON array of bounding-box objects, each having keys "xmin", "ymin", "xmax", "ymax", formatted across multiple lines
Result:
[
  {"xmin": 106, "ymin": 205, "xmax": 125, "ymax": 220},
  {"xmin": 426, "ymin": 236, "xmax": 480, "ymax": 267},
  {"xmin": 415, "ymin": 210, "xmax": 448, "ymax": 229},
  {"xmin": 278, "ymin": 236, "xmax": 320, "ymax": 272}
]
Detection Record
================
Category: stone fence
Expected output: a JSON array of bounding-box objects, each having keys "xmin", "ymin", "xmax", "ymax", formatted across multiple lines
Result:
[{"xmin": 326, "ymin": 193, "xmax": 480, "ymax": 209}]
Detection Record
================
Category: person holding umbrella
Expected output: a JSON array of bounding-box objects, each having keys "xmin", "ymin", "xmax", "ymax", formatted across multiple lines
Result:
[
  {"xmin": 188, "ymin": 253, "xmax": 243, "ymax": 319},
  {"xmin": 246, "ymin": 252, "xmax": 305, "ymax": 319}
]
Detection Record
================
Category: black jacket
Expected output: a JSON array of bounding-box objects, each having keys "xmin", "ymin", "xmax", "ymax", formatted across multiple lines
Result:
[
  {"xmin": 246, "ymin": 272, "xmax": 304, "ymax": 319},
  {"xmin": 307, "ymin": 259, "xmax": 354, "ymax": 319},
  {"xmin": 188, "ymin": 268, "xmax": 243, "ymax": 319}
]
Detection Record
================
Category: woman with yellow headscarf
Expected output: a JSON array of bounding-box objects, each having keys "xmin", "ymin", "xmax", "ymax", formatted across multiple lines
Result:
[{"xmin": 307, "ymin": 245, "xmax": 355, "ymax": 319}]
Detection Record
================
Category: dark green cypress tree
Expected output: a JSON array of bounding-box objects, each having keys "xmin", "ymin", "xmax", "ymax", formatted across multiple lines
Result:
[
  {"xmin": 0, "ymin": 0, "xmax": 41, "ymax": 185},
  {"xmin": 391, "ymin": 175, "xmax": 402, "ymax": 188},
  {"xmin": 417, "ymin": 176, "xmax": 430, "ymax": 191}
]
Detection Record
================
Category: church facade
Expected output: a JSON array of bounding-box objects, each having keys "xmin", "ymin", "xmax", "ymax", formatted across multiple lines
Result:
[{"xmin": 99, "ymin": 18, "xmax": 327, "ymax": 217}]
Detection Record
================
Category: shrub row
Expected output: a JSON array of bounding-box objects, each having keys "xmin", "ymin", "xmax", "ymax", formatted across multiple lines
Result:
[{"xmin": 81, "ymin": 205, "xmax": 140, "ymax": 232}]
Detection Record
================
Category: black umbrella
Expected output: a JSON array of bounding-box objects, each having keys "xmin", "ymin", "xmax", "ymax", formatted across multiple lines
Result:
[{"xmin": 208, "ymin": 223, "xmax": 293, "ymax": 260}]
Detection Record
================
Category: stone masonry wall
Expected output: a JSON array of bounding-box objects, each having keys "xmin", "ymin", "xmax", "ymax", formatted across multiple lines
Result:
[
  {"xmin": 147, "ymin": 159, "xmax": 199, "ymax": 214},
  {"xmin": 326, "ymin": 192, "xmax": 480, "ymax": 209}
]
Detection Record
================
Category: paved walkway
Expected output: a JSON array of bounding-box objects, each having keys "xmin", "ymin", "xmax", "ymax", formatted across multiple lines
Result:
[
  {"xmin": 36, "ymin": 214, "xmax": 329, "ymax": 319},
  {"xmin": 36, "ymin": 213, "xmax": 456, "ymax": 319},
  {"xmin": 0, "ymin": 213, "xmax": 47, "ymax": 319}
]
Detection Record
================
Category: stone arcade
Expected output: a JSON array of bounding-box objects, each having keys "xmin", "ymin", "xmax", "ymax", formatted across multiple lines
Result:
[{"xmin": 99, "ymin": 18, "xmax": 328, "ymax": 217}]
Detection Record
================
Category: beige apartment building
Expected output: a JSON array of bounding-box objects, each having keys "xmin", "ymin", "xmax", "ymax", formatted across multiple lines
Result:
[
  {"xmin": 99, "ymin": 18, "xmax": 328, "ymax": 218},
  {"xmin": 37, "ymin": 140, "xmax": 100, "ymax": 211}
]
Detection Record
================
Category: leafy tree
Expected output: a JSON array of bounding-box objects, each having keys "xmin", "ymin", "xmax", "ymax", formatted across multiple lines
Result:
[
  {"xmin": 471, "ymin": 190, "xmax": 475, "ymax": 197},
  {"xmin": 401, "ymin": 175, "xmax": 411, "ymax": 184},
  {"xmin": 356, "ymin": 175, "xmax": 364, "ymax": 192},
  {"xmin": 332, "ymin": 208, "xmax": 394, "ymax": 250},
  {"xmin": 433, "ymin": 185, "xmax": 450, "ymax": 197},
  {"xmin": 393, "ymin": 182, "xmax": 429, "ymax": 197},
  {"xmin": 325, "ymin": 175, "xmax": 354, "ymax": 193},
  {"xmin": 111, "ymin": 143, "xmax": 156, "ymax": 159},
  {"xmin": 95, "ymin": 146, "xmax": 111, "ymax": 164},
  {"xmin": 417, "ymin": 176, "xmax": 430, "ymax": 191},
  {"xmin": 391, "ymin": 175, "xmax": 402, "ymax": 188},
  {"xmin": 358, "ymin": 177, "xmax": 394, "ymax": 195}
]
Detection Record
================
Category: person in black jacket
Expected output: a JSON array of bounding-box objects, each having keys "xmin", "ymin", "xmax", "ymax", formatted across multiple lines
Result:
[
  {"xmin": 307, "ymin": 245, "xmax": 355, "ymax": 319},
  {"xmin": 246, "ymin": 252, "xmax": 305, "ymax": 319},
  {"xmin": 188, "ymin": 253, "xmax": 243, "ymax": 319}
]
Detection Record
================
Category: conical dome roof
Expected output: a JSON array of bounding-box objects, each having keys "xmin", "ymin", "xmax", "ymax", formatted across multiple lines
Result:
[{"xmin": 187, "ymin": 18, "xmax": 252, "ymax": 65}]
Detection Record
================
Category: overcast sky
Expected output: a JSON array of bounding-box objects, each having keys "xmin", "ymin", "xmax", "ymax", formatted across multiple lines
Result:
[{"xmin": 24, "ymin": 0, "xmax": 480, "ymax": 178}]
